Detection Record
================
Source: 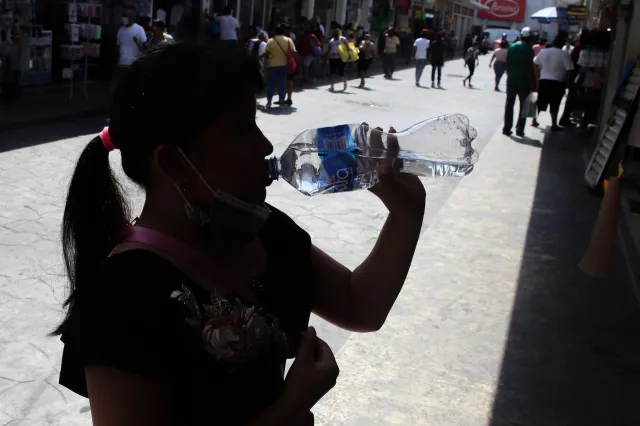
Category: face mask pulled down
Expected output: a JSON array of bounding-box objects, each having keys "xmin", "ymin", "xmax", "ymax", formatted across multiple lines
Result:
[
  {"xmin": 176, "ymin": 149, "xmax": 272, "ymax": 247},
  {"xmin": 121, "ymin": 17, "xmax": 130, "ymax": 25}
]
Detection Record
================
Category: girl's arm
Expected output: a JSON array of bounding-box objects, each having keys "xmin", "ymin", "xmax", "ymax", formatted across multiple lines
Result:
[{"xmin": 310, "ymin": 146, "xmax": 426, "ymax": 332}]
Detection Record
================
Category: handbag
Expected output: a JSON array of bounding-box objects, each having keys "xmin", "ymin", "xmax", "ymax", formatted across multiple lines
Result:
[
  {"xmin": 276, "ymin": 38, "xmax": 297, "ymax": 74},
  {"xmin": 521, "ymin": 92, "xmax": 538, "ymax": 119}
]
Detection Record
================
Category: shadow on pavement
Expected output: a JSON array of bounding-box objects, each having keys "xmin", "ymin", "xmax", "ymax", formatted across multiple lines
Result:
[
  {"xmin": 489, "ymin": 129, "xmax": 640, "ymax": 424},
  {"xmin": 0, "ymin": 115, "xmax": 105, "ymax": 153},
  {"xmin": 509, "ymin": 135, "xmax": 543, "ymax": 148}
]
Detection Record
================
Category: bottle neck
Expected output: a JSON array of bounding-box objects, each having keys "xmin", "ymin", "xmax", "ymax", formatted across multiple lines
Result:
[{"xmin": 265, "ymin": 156, "xmax": 280, "ymax": 182}]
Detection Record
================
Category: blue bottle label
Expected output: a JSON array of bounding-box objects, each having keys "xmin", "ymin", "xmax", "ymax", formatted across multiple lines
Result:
[
  {"xmin": 316, "ymin": 125, "xmax": 358, "ymax": 193},
  {"xmin": 317, "ymin": 125, "xmax": 356, "ymax": 152}
]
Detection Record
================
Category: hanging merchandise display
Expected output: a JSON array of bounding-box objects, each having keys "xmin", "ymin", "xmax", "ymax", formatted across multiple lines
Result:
[
  {"xmin": 0, "ymin": 0, "xmax": 52, "ymax": 88},
  {"xmin": 60, "ymin": 0, "xmax": 102, "ymax": 99}
]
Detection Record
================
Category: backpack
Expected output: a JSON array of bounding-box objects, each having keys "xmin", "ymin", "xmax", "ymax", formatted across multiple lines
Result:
[
  {"xmin": 465, "ymin": 48, "xmax": 474, "ymax": 63},
  {"xmin": 248, "ymin": 40, "xmax": 261, "ymax": 59}
]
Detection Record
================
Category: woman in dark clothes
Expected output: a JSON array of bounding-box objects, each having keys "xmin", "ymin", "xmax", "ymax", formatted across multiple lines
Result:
[{"xmin": 54, "ymin": 42, "xmax": 425, "ymax": 426}]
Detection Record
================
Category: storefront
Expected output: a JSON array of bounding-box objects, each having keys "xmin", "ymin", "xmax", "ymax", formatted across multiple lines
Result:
[
  {"xmin": 452, "ymin": 2, "xmax": 472, "ymax": 46},
  {"xmin": 0, "ymin": 0, "xmax": 161, "ymax": 94},
  {"xmin": 1, "ymin": 0, "xmax": 54, "ymax": 90},
  {"xmin": 476, "ymin": 0, "xmax": 526, "ymax": 30}
]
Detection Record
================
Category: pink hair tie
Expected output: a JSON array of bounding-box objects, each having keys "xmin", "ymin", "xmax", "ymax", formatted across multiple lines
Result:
[{"xmin": 100, "ymin": 126, "xmax": 117, "ymax": 152}]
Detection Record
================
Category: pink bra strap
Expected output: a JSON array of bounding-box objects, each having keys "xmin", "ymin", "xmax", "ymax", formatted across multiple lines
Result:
[{"xmin": 110, "ymin": 225, "xmax": 204, "ymax": 261}]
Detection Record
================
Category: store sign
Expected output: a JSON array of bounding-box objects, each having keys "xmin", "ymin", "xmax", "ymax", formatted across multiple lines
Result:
[
  {"xmin": 568, "ymin": 5, "xmax": 586, "ymax": 21},
  {"xmin": 477, "ymin": 0, "xmax": 526, "ymax": 22}
]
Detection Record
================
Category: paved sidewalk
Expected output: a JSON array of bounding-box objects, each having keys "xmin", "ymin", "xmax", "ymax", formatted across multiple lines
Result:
[
  {"xmin": 1, "ymin": 60, "xmax": 639, "ymax": 425},
  {"xmin": 313, "ymin": 115, "xmax": 640, "ymax": 425}
]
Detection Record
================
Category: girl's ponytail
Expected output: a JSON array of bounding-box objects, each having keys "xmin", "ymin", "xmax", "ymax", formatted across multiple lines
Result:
[{"xmin": 52, "ymin": 132, "xmax": 129, "ymax": 335}]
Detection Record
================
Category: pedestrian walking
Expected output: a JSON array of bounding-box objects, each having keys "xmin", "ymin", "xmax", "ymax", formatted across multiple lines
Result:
[
  {"xmin": 532, "ymin": 35, "xmax": 574, "ymax": 131},
  {"xmin": 324, "ymin": 29, "xmax": 347, "ymax": 91},
  {"xmin": 55, "ymin": 40, "xmax": 426, "ymax": 426},
  {"xmin": 246, "ymin": 30, "xmax": 268, "ymax": 83},
  {"xmin": 298, "ymin": 24, "xmax": 321, "ymax": 84},
  {"xmin": 284, "ymin": 24, "xmax": 301, "ymax": 106},
  {"xmin": 383, "ymin": 29, "xmax": 400, "ymax": 79},
  {"xmin": 428, "ymin": 33, "xmax": 446, "ymax": 88},
  {"xmin": 265, "ymin": 24, "xmax": 294, "ymax": 108},
  {"xmin": 502, "ymin": 27, "xmax": 536, "ymax": 137},
  {"xmin": 489, "ymin": 40, "xmax": 508, "ymax": 91},
  {"xmin": 357, "ymin": 33, "xmax": 376, "ymax": 88},
  {"xmin": 462, "ymin": 42, "xmax": 480, "ymax": 88},
  {"xmin": 112, "ymin": 6, "xmax": 147, "ymax": 93},
  {"xmin": 413, "ymin": 29, "xmax": 430, "ymax": 86},
  {"xmin": 532, "ymin": 38, "xmax": 547, "ymax": 57},
  {"xmin": 559, "ymin": 30, "xmax": 587, "ymax": 127},
  {"xmin": 575, "ymin": 30, "xmax": 609, "ymax": 131},
  {"xmin": 214, "ymin": 6, "xmax": 239, "ymax": 49}
]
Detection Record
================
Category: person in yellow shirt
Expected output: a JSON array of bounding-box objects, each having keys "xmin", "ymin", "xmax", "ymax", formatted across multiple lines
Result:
[
  {"xmin": 265, "ymin": 24, "xmax": 295, "ymax": 108},
  {"xmin": 383, "ymin": 28, "xmax": 400, "ymax": 79}
]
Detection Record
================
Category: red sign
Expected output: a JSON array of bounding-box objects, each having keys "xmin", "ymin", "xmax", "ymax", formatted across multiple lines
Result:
[{"xmin": 477, "ymin": 0, "xmax": 526, "ymax": 22}]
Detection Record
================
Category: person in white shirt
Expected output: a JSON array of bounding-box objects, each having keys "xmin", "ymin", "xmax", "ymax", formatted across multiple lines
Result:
[
  {"xmin": 216, "ymin": 6, "xmax": 239, "ymax": 44},
  {"xmin": 413, "ymin": 29, "xmax": 430, "ymax": 87},
  {"xmin": 533, "ymin": 35, "xmax": 574, "ymax": 130},
  {"xmin": 112, "ymin": 6, "xmax": 147, "ymax": 93}
]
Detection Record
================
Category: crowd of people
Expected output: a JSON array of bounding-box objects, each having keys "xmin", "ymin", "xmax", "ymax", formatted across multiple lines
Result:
[
  {"xmin": 108, "ymin": 6, "xmax": 612, "ymax": 127},
  {"xmin": 499, "ymin": 27, "xmax": 610, "ymax": 137}
]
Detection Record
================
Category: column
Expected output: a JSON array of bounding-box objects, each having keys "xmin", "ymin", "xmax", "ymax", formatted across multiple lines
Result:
[
  {"xmin": 301, "ymin": 0, "xmax": 315, "ymax": 19},
  {"xmin": 335, "ymin": 0, "xmax": 347, "ymax": 25},
  {"xmin": 360, "ymin": 0, "xmax": 373, "ymax": 31}
]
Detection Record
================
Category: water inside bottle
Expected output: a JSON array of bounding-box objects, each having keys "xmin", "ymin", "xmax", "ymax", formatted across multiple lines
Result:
[{"xmin": 271, "ymin": 114, "xmax": 479, "ymax": 196}]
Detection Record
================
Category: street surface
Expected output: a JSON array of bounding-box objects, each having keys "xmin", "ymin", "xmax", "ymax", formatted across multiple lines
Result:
[{"xmin": 2, "ymin": 58, "xmax": 640, "ymax": 425}]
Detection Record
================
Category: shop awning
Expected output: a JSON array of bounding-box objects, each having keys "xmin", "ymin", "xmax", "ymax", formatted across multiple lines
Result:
[
  {"xmin": 461, "ymin": 0, "xmax": 491, "ymax": 11},
  {"xmin": 530, "ymin": 6, "xmax": 565, "ymax": 23}
]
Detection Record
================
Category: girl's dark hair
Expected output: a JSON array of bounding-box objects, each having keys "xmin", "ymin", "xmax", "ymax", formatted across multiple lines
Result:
[{"xmin": 53, "ymin": 43, "xmax": 262, "ymax": 336}]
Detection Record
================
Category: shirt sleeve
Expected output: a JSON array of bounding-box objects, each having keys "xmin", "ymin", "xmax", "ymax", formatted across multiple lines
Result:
[
  {"xmin": 138, "ymin": 26, "xmax": 148, "ymax": 43},
  {"xmin": 533, "ymin": 50, "xmax": 541, "ymax": 65},
  {"xmin": 564, "ymin": 52, "xmax": 575, "ymax": 70},
  {"xmin": 577, "ymin": 50, "xmax": 585, "ymax": 67},
  {"xmin": 60, "ymin": 252, "xmax": 194, "ymax": 386}
]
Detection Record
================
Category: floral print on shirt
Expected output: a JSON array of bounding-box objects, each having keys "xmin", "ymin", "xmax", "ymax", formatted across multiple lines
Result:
[{"xmin": 170, "ymin": 284, "xmax": 289, "ymax": 364}]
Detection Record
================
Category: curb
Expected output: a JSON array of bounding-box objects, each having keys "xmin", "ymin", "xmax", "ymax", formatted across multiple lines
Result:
[{"xmin": 0, "ymin": 104, "xmax": 107, "ymax": 133}]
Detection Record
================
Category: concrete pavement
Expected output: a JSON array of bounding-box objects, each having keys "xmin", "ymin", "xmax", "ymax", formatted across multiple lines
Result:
[{"xmin": 1, "ymin": 57, "xmax": 639, "ymax": 425}]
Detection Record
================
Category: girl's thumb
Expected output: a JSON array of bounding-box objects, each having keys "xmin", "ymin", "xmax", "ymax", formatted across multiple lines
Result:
[{"xmin": 297, "ymin": 326, "xmax": 317, "ymax": 358}]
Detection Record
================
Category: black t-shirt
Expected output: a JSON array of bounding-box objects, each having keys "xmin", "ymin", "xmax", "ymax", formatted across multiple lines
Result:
[
  {"xmin": 429, "ymin": 40, "xmax": 445, "ymax": 66},
  {"xmin": 59, "ymin": 205, "xmax": 313, "ymax": 425}
]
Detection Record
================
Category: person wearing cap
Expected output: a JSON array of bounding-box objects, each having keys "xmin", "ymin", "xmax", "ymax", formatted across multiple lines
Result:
[
  {"xmin": 413, "ymin": 29, "xmax": 431, "ymax": 87},
  {"xmin": 503, "ymin": 26, "xmax": 536, "ymax": 137}
]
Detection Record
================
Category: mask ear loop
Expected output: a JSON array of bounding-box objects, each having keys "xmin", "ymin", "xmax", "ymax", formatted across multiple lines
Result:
[{"xmin": 176, "ymin": 148, "xmax": 272, "ymax": 219}]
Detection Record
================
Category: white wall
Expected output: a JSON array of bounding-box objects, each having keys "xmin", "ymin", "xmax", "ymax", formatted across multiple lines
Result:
[{"xmin": 477, "ymin": 0, "xmax": 554, "ymax": 32}]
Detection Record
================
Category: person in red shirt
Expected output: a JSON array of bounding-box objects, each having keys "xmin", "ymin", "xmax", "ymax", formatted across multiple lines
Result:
[{"xmin": 298, "ymin": 24, "xmax": 321, "ymax": 84}]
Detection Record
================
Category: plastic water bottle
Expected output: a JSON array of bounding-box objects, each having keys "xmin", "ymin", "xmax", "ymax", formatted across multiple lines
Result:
[{"xmin": 265, "ymin": 114, "xmax": 479, "ymax": 196}]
